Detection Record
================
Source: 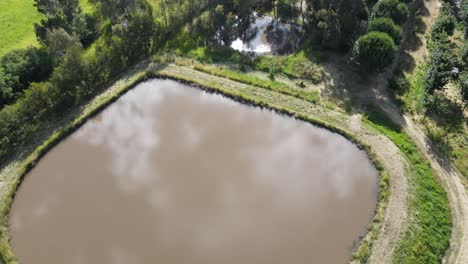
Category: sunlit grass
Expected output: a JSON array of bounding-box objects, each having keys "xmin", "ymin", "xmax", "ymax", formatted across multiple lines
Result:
[{"xmin": 0, "ymin": 0, "xmax": 43, "ymax": 57}]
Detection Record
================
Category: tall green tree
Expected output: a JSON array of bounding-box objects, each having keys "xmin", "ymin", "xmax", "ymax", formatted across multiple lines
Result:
[{"xmin": 352, "ymin": 31, "xmax": 397, "ymax": 71}]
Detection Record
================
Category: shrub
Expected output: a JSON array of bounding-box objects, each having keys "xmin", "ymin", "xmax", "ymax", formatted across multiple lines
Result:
[{"xmin": 353, "ymin": 32, "xmax": 397, "ymax": 71}]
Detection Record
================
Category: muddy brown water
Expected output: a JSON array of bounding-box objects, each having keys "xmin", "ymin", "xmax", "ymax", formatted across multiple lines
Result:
[{"xmin": 10, "ymin": 80, "xmax": 378, "ymax": 264}]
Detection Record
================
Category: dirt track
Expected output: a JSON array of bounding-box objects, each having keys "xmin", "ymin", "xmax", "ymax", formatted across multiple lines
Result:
[{"xmin": 351, "ymin": 116, "xmax": 409, "ymax": 264}]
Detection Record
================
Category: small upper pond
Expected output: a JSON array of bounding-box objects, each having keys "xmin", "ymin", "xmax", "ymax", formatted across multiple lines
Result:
[
  {"xmin": 231, "ymin": 15, "xmax": 302, "ymax": 55},
  {"xmin": 10, "ymin": 79, "xmax": 377, "ymax": 264}
]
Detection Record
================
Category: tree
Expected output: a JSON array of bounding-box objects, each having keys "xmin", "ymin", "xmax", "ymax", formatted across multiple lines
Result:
[
  {"xmin": 431, "ymin": 15, "xmax": 456, "ymax": 40},
  {"xmin": 277, "ymin": 0, "xmax": 301, "ymax": 22},
  {"xmin": 425, "ymin": 36, "xmax": 456, "ymax": 91},
  {"xmin": 44, "ymin": 28, "xmax": 80, "ymax": 66},
  {"xmin": 34, "ymin": 0, "xmax": 81, "ymax": 43},
  {"xmin": 352, "ymin": 31, "xmax": 397, "ymax": 71},
  {"xmin": 336, "ymin": 0, "xmax": 368, "ymax": 49},
  {"xmin": 314, "ymin": 9, "xmax": 341, "ymax": 49},
  {"xmin": 305, "ymin": 0, "xmax": 368, "ymax": 50},
  {"xmin": 48, "ymin": 44, "xmax": 85, "ymax": 109},
  {"xmin": 0, "ymin": 70, "xmax": 14, "ymax": 108},
  {"xmin": 368, "ymin": 17, "xmax": 402, "ymax": 44},
  {"xmin": 234, "ymin": 0, "xmax": 256, "ymax": 41},
  {"xmin": 0, "ymin": 48, "xmax": 52, "ymax": 90},
  {"xmin": 208, "ymin": 5, "xmax": 238, "ymax": 46},
  {"xmin": 91, "ymin": 0, "xmax": 138, "ymax": 21},
  {"xmin": 72, "ymin": 12, "xmax": 98, "ymax": 46},
  {"xmin": 461, "ymin": 0, "xmax": 468, "ymax": 26},
  {"xmin": 0, "ymin": 47, "xmax": 53, "ymax": 107},
  {"xmin": 460, "ymin": 40, "xmax": 468, "ymax": 68},
  {"xmin": 371, "ymin": 0, "xmax": 409, "ymax": 25},
  {"xmin": 461, "ymin": 0, "xmax": 468, "ymax": 37}
]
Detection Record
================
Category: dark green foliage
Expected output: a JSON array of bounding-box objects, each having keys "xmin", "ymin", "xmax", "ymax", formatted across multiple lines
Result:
[
  {"xmin": 425, "ymin": 36, "xmax": 456, "ymax": 91},
  {"xmin": 306, "ymin": 0, "xmax": 368, "ymax": 50},
  {"xmin": 44, "ymin": 28, "xmax": 80, "ymax": 66},
  {"xmin": 431, "ymin": 15, "xmax": 456, "ymax": 40},
  {"xmin": 0, "ymin": 48, "xmax": 52, "ymax": 108},
  {"xmin": 461, "ymin": 41, "xmax": 468, "ymax": 68},
  {"xmin": 314, "ymin": 9, "xmax": 341, "ymax": 49},
  {"xmin": 276, "ymin": 0, "xmax": 300, "ymax": 22},
  {"xmin": 353, "ymin": 31, "xmax": 397, "ymax": 71},
  {"xmin": 461, "ymin": 0, "xmax": 468, "ymax": 26},
  {"xmin": 460, "ymin": 72, "xmax": 468, "ymax": 106},
  {"xmin": 424, "ymin": 92, "xmax": 460, "ymax": 117},
  {"xmin": 389, "ymin": 75, "xmax": 410, "ymax": 92},
  {"xmin": 73, "ymin": 13, "xmax": 98, "ymax": 46},
  {"xmin": 91, "ymin": 0, "xmax": 138, "ymax": 21},
  {"xmin": 0, "ymin": 70, "xmax": 14, "ymax": 107},
  {"xmin": 461, "ymin": 0, "xmax": 468, "ymax": 38},
  {"xmin": 368, "ymin": 17, "xmax": 402, "ymax": 44},
  {"xmin": 371, "ymin": 0, "xmax": 409, "ymax": 25},
  {"xmin": 34, "ymin": 0, "xmax": 97, "ymax": 46}
]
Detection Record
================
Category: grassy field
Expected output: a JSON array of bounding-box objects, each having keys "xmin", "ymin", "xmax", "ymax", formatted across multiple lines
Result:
[
  {"xmin": 0, "ymin": 0, "xmax": 43, "ymax": 57},
  {"xmin": 0, "ymin": 0, "xmax": 95, "ymax": 58}
]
